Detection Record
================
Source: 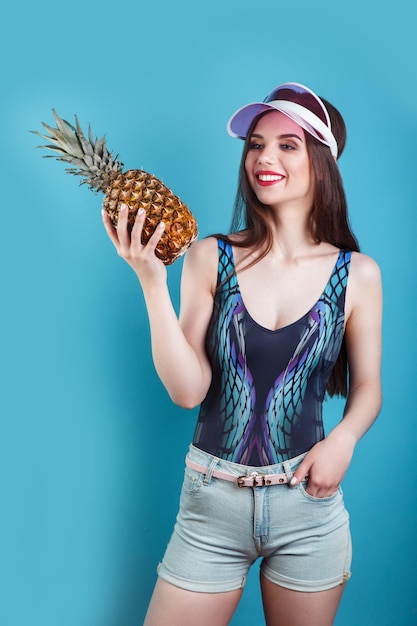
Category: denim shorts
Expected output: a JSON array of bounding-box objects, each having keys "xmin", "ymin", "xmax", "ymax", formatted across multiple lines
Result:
[{"xmin": 157, "ymin": 444, "xmax": 352, "ymax": 593}]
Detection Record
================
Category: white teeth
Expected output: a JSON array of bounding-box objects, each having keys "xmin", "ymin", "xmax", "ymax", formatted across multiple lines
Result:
[{"xmin": 258, "ymin": 174, "xmax": 283, "ymax": 182}]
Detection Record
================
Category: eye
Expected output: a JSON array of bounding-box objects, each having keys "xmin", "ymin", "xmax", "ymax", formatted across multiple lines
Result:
[
  {"xmin": 280, "ymin": 142, "xmax": 296, "ymax": 151},
  {"xmin": 248, "ymin": 141, "xmax": 263, "ymax": 150}
]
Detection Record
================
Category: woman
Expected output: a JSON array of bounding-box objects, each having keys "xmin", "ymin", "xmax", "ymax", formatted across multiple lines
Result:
[{"xmin": 103, "ymin": 82, "xmax": 382, "ymax": 626}]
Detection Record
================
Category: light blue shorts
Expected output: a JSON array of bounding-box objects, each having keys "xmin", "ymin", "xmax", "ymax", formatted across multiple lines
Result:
[{"xmin": 157, "ymin": 444, "xmax": 352, "ymax": 593}]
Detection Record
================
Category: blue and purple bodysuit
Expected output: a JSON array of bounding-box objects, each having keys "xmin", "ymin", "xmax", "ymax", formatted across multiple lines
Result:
[{"xmin": 193, "ymin": 239, "xmax": 351, "ymax": 466}]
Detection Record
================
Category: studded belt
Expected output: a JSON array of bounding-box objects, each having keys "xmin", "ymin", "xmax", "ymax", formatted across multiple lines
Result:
[{"xmin": 186, "ymin": 457, "xmax": 291, "ymax": 488}]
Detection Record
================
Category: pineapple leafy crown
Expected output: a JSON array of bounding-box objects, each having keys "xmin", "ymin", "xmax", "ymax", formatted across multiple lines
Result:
[{"xmin": 32, "ymin": 110, "xmax": 124, "ymax": 193}]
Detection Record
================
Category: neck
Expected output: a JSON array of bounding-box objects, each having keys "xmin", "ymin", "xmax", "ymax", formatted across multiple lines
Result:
[{"xmin": 266, "ymin": 209, "xmax": 316, "ymax": 260}]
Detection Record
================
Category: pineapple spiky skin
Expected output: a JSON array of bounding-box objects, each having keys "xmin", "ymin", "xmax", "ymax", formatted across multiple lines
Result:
[{"xmin": 32, "ymin": 111, "xmax": 198, "ymax": 265}]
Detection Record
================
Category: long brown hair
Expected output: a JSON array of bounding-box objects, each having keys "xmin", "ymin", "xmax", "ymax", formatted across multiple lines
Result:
[{"xmin": 214, "ymin": 98, "xmax": 359, "ymax": 397}]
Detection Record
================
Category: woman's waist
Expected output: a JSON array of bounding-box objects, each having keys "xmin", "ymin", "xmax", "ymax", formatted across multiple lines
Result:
[{"xmin": 188, "ymin": 443, "xmax": 309, "ymax": 475}]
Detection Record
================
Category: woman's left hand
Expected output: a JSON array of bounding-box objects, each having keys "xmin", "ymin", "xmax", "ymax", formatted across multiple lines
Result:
[{"xmin": 290, "ymin": 426, "xmax": 356, "ymax": 498}]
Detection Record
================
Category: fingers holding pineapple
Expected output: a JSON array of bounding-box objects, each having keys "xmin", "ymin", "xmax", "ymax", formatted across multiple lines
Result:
[
  {"xmin": 115, "ymin": 203, "xmax": 136, "ymax": 252},
  {"xmin": 129, "ymin": 205, "xmax": 166, "ymax": 260},
  {"xmin": 102, "ymin": 203, "xmax": 167, "ymax": 281}
]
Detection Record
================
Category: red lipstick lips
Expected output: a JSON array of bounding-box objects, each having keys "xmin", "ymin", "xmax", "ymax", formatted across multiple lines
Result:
[{"xmin": 255, "ymin": 170, "xmax": 285, "ymax": 186}]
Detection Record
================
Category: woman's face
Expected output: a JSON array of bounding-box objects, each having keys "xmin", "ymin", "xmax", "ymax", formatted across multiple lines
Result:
[{"xmin": 244, "ymin": 110, "xmax": 314, "ymax": 212}]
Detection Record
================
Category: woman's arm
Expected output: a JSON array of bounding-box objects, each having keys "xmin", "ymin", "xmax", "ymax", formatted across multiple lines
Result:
[
  {"xmin": 291, "ymin": 252, "xmax": 383, "ymax": 496},
  {"xmin": 102, "ymin": 205, "xmax": 217, "ymax": 408}
]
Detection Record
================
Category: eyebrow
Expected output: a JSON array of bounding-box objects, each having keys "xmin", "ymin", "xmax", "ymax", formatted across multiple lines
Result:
[{"xmin": 250, "ymin": 132, "xmax": 304, "ymax": 142}]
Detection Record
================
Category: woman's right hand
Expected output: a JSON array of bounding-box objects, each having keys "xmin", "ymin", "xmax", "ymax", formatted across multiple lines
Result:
[{"xmin": 102, "ymin": 203, "xmax": 167, "ymax": 288}]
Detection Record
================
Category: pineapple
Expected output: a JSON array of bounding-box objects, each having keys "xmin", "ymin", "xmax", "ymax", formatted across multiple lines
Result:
[{"xmin": 32, "ymin": 110, "xmax": 198, "ymax": 265}]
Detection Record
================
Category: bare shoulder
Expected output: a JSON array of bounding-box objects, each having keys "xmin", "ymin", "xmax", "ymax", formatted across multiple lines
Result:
[
  {"xmin": 183, "ymin": 236, "xmax": 218, "ymax": 272},
  {"xmin": 346, "ymin": 252, "xmax": 382, "ymax": 319},
  {"xmin": 182, "ymin": 236, "xmax": 219, "ymax": 294},
  {"xmin": 349, "ymin": 251, "xmax": 382, "ymax": 288},
  {"xmin": 185, "ymin": 236, "xmax": 219, "ymax": 260}
]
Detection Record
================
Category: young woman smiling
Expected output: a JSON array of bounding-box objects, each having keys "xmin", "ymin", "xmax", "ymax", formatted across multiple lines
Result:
[{"xmin": 103, "ymin": 82, "xmax": 382, "ymax": 626}]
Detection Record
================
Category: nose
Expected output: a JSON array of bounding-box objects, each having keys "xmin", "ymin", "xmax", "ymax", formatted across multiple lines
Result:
[{"xmin": 257, "ymin": 145, "xmax": 276, "ymax": 165}]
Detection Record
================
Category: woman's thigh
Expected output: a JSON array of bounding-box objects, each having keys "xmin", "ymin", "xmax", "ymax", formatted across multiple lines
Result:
[
  {"xmin": 261, "ymin": 575, "xmax": 345, "ymax": 626},
  {"xmin": 144, "ymin": 578, "xmax": 243, "ymax": 626}
]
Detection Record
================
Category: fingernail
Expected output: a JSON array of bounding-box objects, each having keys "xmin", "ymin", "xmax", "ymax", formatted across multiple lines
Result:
[
  {"xmin": 138, "ymin": 208, "xmax": 144, "ymax": 215},
  {"xmin": 120, "ymin": 204, "xmax": 127, "ymax": 212},
  {"xmin": 290, "ymin": 476, "xmax": 298, "ymax": 486}
]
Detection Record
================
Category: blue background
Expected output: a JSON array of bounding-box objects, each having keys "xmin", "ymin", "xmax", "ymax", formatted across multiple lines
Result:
[{"xmin": 2, "ymin": 0, "xmax": 416, "ymax": 624}]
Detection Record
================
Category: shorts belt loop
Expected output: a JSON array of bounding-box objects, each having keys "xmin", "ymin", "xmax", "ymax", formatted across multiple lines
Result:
[
  {"xmin": 203, "ymin": 458, "xmax": 219, "ymax": 486},
  {"xmin": 283, "ymin": 459, "xmax": 294, "ymax": 483}
]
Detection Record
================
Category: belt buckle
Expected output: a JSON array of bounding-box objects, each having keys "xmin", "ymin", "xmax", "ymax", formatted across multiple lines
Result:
[{"xmin": 237, "ymin": 471, "xmax": 270, "ymax": 488}]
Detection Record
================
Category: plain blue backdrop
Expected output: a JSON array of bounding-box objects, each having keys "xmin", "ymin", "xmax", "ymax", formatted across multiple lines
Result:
[{"xmin": 2, "ymin": 0, "xmax": 416, "ymax": 624}]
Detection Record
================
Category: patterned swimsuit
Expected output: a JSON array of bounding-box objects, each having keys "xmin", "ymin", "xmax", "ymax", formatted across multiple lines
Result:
[{"xmin": 192, "ymin": 239, "xmax": 352, "ymax": 466}]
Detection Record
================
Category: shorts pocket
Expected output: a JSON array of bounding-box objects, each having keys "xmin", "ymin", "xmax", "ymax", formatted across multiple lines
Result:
[
  {"xmin": 297, "ymin": 482, "xmax": 342, "ymax": 504},
  {"xmin": 182, "ymin": 467, "xmax": 204, "ymax": 494}
]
